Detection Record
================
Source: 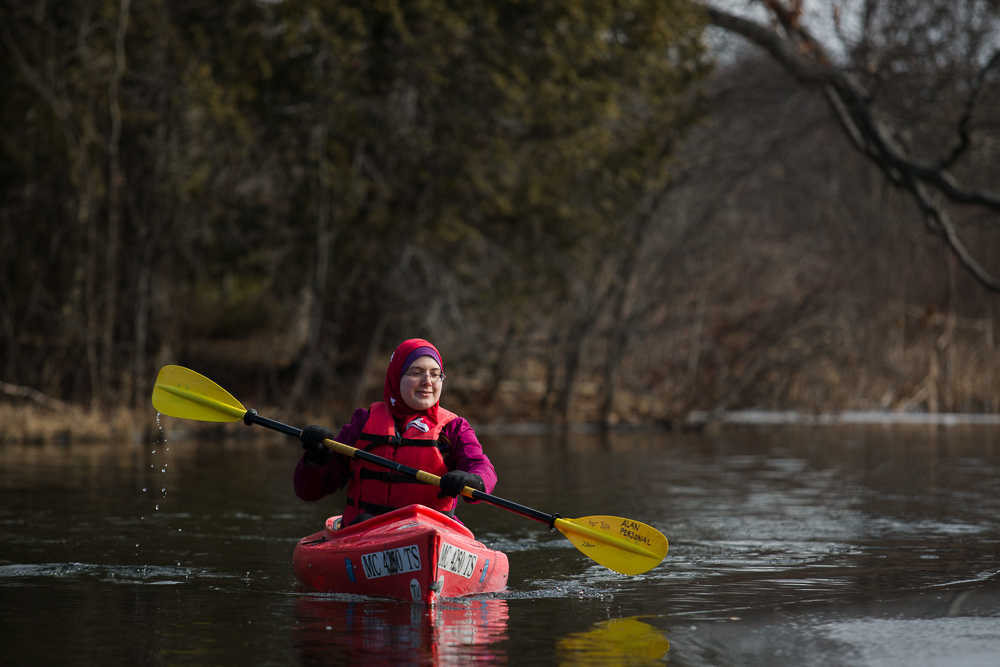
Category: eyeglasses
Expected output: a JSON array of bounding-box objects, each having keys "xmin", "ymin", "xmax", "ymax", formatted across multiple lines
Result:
[{"xmin": 402, "ymin": 370, "xmax": 446, "ymax": 383}]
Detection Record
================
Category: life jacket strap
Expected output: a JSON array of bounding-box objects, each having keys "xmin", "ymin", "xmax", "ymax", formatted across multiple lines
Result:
[
  {"xmin": 358, "ymin": 469, "xmax": 420, "ymax": 484},
  {"xmin": 357, "ymin": 433, "xmax": 451, "ymax": 454},
  {"xmin": 345, "ymin": 497, "xmax": 397, "ymax": 516},
  {"xmin": 357, "ymin": 433, "xmax": 402, "ymax": 449}
]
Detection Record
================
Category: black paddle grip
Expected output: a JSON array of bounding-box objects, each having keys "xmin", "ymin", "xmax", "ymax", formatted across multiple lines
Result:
[{"xmin": 243, "ymin": 409, "xmax": 304, "ymax": 438}]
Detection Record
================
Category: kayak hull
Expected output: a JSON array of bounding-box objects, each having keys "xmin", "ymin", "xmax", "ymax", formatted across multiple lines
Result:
[{"xmin": 293, "ymin": 504, "xmax": 509, "ymax": 603}]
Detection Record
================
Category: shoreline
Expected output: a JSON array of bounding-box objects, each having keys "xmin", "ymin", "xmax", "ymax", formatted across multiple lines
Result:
[
  {"xmin": 683, "ymin": 409, "xmax": 1000, "ymax": 427},
  {"xmin": 3, "ymin": 402, "xmax": 1000, "ymax": 443}
]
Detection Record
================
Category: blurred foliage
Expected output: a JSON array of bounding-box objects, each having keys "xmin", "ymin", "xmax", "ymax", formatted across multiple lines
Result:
[
  {"xmin": 6, "ymin": 0, "xmax": 997, "ymax": 429},
  {"xmin": 0, "ymin": 0, "xmax": 709, "ymax": 412}
]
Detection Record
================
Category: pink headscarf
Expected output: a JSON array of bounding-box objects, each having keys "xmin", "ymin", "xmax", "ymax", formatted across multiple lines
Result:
[{"xmin": 383, "ymin": 339, "xmax": 444, "ymax": 421}]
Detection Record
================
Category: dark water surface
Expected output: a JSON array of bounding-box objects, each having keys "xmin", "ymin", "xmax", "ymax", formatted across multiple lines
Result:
[{"xmin": 2, "ymin": 422, "xmax": 999, "ymax": 665}]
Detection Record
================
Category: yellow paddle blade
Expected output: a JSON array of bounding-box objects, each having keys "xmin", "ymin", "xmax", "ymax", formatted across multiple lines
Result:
[
  {"xmin": 151, "ymin": 365, "xmax": 247, "ymax": 423},
  {"xmin": 555, "ymin": 516, "xmax": 668, "ymax": 576}
]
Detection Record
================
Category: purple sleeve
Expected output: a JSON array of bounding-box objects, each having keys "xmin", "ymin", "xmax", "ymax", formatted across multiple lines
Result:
[
  {"xmin": 292, "ymin": 408, "xmax": 369, "ymax": 501},
  {"xmin": 444, "ymin": 418, "xmax": 497, "ymax": 498}
]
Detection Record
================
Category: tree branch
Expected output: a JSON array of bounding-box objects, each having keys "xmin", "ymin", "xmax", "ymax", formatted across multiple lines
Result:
[
  {"xmin": 0, "ymin": 381, "xmax": 80, "ymax": 414},
  {"xmin": 941, "ymin": 50, "xmax": 1000, "ymax": 170},
  {"xmin": 703, "ymin": 3, "xmax": 1000, "ymax": 292}
]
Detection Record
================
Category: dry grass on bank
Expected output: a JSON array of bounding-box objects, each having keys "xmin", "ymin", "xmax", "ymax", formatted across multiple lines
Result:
[
  {"xmin": 3, "ymin": 309, "xmax": 998, "ymax": 443},
  {"xmin": 0, "ymin": 404, "xmax": 163, "ymax": 443}
]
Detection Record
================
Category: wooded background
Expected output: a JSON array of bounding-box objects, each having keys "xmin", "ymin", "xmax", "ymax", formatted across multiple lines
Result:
[{"xmin": 3, "ymin": 0, "xmax": 999, "ymax": 433}]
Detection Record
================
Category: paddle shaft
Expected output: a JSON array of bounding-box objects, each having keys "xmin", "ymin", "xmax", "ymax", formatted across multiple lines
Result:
[
  {"xmin": 153, "ymin": 364, "xmax": 667, "ymax": 574},
  {"xmin": 243, "ymin": 410, "xmax": 558, "ymax": 528}
]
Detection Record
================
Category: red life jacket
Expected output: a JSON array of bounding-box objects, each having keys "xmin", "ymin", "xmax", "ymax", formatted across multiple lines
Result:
[{"xmin": 343, "ymin": 402, "xmax": 457, "ymax": 524}]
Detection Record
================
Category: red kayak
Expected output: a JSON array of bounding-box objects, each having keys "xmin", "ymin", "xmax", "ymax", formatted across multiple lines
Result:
[{"xmin": 293, "ymin": 504, "xmax": 509, "ymax": 602}]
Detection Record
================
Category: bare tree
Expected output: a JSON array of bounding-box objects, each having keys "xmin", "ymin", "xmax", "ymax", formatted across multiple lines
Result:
[{"xmin": 703, "ymin": 0, "xmax": 1000, "ymax": 291}]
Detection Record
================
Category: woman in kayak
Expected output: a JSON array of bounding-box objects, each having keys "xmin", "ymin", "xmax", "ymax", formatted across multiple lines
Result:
[{"xmin": 293, "ymin": 338, "xmax": 497, "ymax": 526}]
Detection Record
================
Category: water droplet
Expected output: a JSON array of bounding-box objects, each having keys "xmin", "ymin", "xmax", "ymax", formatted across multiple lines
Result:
[
  {"xmin": 142, "ymin": 488, "xmax": 147, "ymax": 492},
  {"xmin": 161, "ymin": 468, "xmax": 166, "ymax": 473},
  {"xmin": 152, "ymin": 450, "xmax": 156, "ymax": 454},
  {"xmin": 155, "ymin": 504, "xmax": 159, "ymax": 510}
]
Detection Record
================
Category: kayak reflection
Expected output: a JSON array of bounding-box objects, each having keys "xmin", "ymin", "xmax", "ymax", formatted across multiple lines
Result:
[
  {"xmin": 294, "ymin": 596, "xmax": 509, "ymax": 666},
  {"xmin": 556, "ymin": 617, "xmax": 669, "ymax": 667}
]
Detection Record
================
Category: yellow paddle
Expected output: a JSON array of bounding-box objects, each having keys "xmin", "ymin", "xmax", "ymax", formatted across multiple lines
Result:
[{"xmin": 152, "ymin": 365, "xmax": 668, "ymax": 575}]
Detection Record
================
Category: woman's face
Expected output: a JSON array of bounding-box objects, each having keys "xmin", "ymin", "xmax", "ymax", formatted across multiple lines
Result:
[{"xmin": 399, "ymin": 355, "xmax": 443, "ymax": 411}]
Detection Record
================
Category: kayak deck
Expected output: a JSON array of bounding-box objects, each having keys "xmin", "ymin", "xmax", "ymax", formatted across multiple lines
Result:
[{"xmin": 293, "ymin": 504, "xmax": 509, "ymax": 602}]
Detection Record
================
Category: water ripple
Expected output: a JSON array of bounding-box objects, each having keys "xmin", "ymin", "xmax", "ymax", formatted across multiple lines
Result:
[{"xmin": 0, "ymin": 562, "xmax": 234, "ymax": 585}]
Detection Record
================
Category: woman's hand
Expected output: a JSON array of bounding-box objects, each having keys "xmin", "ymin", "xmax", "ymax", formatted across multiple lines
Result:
[
  {"xmin": 438, "ymin": 470, "xmax": 485, "ymax": 498},
  {"xmin": 299, "ymin": 425, "xmax": 334, "ymax": 466}
]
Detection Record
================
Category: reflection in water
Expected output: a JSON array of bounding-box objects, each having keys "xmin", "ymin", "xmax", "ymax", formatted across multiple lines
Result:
[
  {"xmin": 556, "ymin": 617, "xmax": 669, "ymax": 667},
  {"xmin": 294, "ymin": 596, "xmax": 509, "ymax": 666},
  {"xmin": 3, "ymin": 424, "xmax": 1000, "ymax": 664}
]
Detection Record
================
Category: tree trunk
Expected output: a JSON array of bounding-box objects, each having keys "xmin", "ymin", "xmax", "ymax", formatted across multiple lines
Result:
[
  {"xmin": 102, "ymin": 0, "xmax": 131, "ymax": 403},
  {"xmin": 352, "ymin": 313, "xmax": 387, "ymax": 410},
  {"xmin": 285, "ymin": 123, "xmax": 336, "ymax": 411}
]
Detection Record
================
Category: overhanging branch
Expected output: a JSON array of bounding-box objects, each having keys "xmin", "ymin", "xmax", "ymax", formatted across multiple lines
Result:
[{"xmin": 703, "ymin": 3, "xmax": 1000, "ymax": 292}]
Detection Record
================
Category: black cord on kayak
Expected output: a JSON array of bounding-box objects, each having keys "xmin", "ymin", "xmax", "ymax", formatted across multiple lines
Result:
[{"xmin": 549, "ymin": 513, "xmax": 560, "ymax": 531}]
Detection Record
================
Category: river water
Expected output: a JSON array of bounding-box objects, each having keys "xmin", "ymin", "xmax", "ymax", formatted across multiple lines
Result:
[{"xmin": 1, "ymin": 421, "xmax": 999, "ymax": 665}]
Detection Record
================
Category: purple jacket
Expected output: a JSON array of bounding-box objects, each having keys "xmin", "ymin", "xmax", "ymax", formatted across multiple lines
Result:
[{"xmin": 293, "ymin": 407, "xmax": 497, "ymax": 502}]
